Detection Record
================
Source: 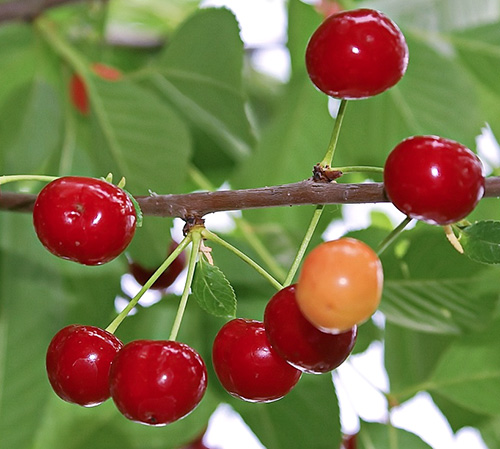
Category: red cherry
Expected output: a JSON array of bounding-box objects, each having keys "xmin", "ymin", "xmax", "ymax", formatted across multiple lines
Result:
[
  {"xmin": 91, "ymin": 63, "xmax": 122, "ymax": 81},
  {"xmin": 69, "ymin": 64, "xmax": 121, "ymax": 115},
  {"xmin": 109, "ymin": 340, "xmax": 207, "ymax": 426},
  {"xmin": 69, "ymin": 73, "xmax": 89, "ymax": 115},
  {"xmin": 383, "ymin": 135, "xmax": 485, "ymax": 225},
  {"xmin": 33, "ymin": 176, "xmax": 137, "ymax": 265},
  {"xmin": 341, "ymin": 434, "xmax": 357, "ymax": 449},
  {"xmin": 46, "ymin": 325, "xmax": 123, "ymax": 407},
  {"xmin": 264, "ymin": 285, "xmax": 357, "ymax": 374},
  {"xmin": 305, "ymin": 8, "xmax": 408, "ymax": 99},
  {"xmin": 212, "ymin": 319, "xmax": 302, "ymax": 403},
  {"xmin": 129, "ymin": 241, "xmax": 186, "ymax": 290}
]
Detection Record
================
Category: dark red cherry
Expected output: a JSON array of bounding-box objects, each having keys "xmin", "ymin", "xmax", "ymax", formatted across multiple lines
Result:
[
  {"xmin": 342, "ymin": 434, "xmax": 358, "ymax": 449},
  {"xmin": 69, "ymin": 73, "xmax": 89, "ymax": 115},
  {"xmin": 212, "ymin": 318, "xmax": 302, "ymax": 403},
  {"xmin": 305, "ymin": 8, "xmax": 408, "ymax": 99},
  {"xmin": 264, "ymin": 285, "xmax": 357, "ymax": 374},
  {"xmin": 46, "ymin": 325, "xmax": 123, "ymax": 407},
  {"xmin": 384, "ymin": 135, "xmax": 485, "ymax": 225},
  {"xmin": 129, "ymin": 241, "xmax": 186, "ymax": 290},
  {"xmin": 33, "ymin": 176, "xmax": 137, "ymax": 265},
  {"xmin": 109, "ymin": 340, "xmax": 207, "ymax": 426}
]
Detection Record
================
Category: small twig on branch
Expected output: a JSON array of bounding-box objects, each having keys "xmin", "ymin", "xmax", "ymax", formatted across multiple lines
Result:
[{"xmin": 1, "ymin": 177, "xmax": 500, "ymax": 221}]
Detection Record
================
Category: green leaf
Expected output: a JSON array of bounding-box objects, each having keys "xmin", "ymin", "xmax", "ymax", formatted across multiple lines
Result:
[
  {"xmin": 152, "ymin": 7, "xmax": 255, "ymax": 162},
  {"xmin": 1, "ymin": 79, "xmax": 63, "ymax": 174},
  {"xmin": 379, "ymin": 226, "xmax": 500, "ymax": 334},
  {"xmin": 453, "ymin": 20, "xmax": 500, "ymax": 97},
  {"xmin": 89, "ymin": 77, "xmax": 192, "ymax": 195},
  {"xmin": 0, "ymin": 24, "xmax": 36, "ymax": 110},
  {"xmin": 358, "ymin": 421, "xmax": 432, "ymax": 449},
  {"xmin": 232, "ymin": 374, "xmax": 341, "ymax": 449},
  {"xmin": 426, "ymin": 320, "xmax": 500, "ymax": 416},
  {"xmin": 460, "ymin": 220, "xmax": 500, "ymax": 264},
  {"xmin": 385, "ymin": 323, "xmax": 455, "ymax": 395},
  {"xmin": 192, "ymin": 257, "xmax": 236, "ymax": 318}
]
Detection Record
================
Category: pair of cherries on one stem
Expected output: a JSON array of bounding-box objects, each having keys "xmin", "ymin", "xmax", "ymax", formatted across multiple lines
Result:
[{"xmin": 46, "ymin": 325, "xmax": 207, "ymax": 426}]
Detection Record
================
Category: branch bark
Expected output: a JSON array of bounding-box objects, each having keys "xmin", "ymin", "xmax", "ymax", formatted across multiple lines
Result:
[
  {"xmin": 0, "ymin": 0, "xmax": 90, "ymax": 23},
  {"xmin": 2, "ymin": 177, "xmax": 500, "ymax": 220}
]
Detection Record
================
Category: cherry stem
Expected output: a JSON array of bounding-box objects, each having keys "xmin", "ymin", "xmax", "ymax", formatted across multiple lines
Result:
[
  {"xmin": 283, "ymin": 205, "xmax": 324, "ymax": 286},
  {"xmin": 284, "ymin": 101, "xmax": 349, "ymax": 286},
  {"xmin": 376, "ymin": 216, "xmax": 413, "ymax": 256},
  {"xmin": 0, "ymin": 174, "xmax": 58, "ymax": 186},
  {"xmin": 202, "ymin": 228, "xmax": 283, "ymax": 291},
  {"xmin": 320, "ymin": 99, "xmax": 348, "ymax": 168},
  {"xmin": 105, "ymin": 234, "xmax": 192, "ymax": 334},
  {"xmin": 188, "ymin": 165, "xmax": 287, "ymax": 282},
  {"xmin": 334, "ymin": 165, "xmax": 384, "ymax": 175},
  {"xmin": 168, "ymin": 229, "xmax": 202, "ymax": 341}
]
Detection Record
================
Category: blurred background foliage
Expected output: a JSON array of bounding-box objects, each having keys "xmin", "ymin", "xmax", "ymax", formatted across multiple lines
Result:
[{"xmin": 2, "ymin": 0, "xmax": 500, "ymax": 448}]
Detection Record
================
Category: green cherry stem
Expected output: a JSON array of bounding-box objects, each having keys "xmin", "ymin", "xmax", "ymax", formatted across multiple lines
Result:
[
  {"xmin": 376, "ymin": 216, "xmax": 413, "ymax": 256},
  {"xmin": 283, "ymin": 205, "xmax": 324, "ymax": 286},
  {"xmin": 105, "ymin": 234, "xmax": 192, "ymax": 335},
  {"xmin": 168, "ymin": 229, "xmax": 202, "ymax": 341},
  {"xmin": 334, "ymin": 165, "xmax": 384, "ymax": 175},
  {"xmin": 0, "ymin": 174, "xmax": 59, "ymax": 186},
  {"xmin": 188, "ymin": 165, "xmax": 287, "ymax": 282},
  {"xmin": 284, "ymin": 100, "xmax": 349, "ymax": 285},
  {"xmin": 202, "ymin": 228, "xmax": 283, "ymax": 291},
  {"xmin": 319, "ymin": 99, "xmax": 348, "ymax": 168}
]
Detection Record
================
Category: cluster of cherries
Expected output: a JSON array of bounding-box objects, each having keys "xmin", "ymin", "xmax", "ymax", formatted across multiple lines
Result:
[{"xmin": 33, "ymin": 6, "xmax": 486, "ymax": 447}]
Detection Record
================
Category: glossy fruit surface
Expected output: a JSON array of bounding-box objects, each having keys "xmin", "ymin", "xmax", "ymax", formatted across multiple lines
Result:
[
  {"xmin": 129, "ymin": 241, "xmax": 186, "ymax": 290},
  {"xmin": 296, "ymin": 238, "xmax": 383, "ymax": 333},
  {"xmin": 109, "ymin": 340, "xmax": 207, "ymax": 426},
  {"xmin": 46, "ymin": 324, "xmax": 123, "ymax": 407},
  {"xmin": 212, "ymin": 319, "xmax": 301, "ymax": 403},
  {"xmin": 305, "ymin": 8, "xmax": 408, "ymax": 99},
  {"xmin": 33, "ymin": 176, "xmax": 137, "ymax": 265},
  {"xmin": 264, "ymin": 285, "xmax": 357, "ymax": 374},
  {"xmin": 384, "ymin": 135, "xmax": 485, "ymax": 225}
]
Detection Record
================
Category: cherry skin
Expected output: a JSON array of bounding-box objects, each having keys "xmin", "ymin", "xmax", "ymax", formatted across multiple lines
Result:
[
  {"xmin": 129, "ymin": 241, "xmax": 186, "ymax": 290},
  {"xmin": 33, "ymin": 176, "xmax": 137, "ymax": 265},
  {"xmin": 264, "ymin": 285, "xmax": 357, "ymax": 374},
  {"xmin": 342, "ymin": 434, "xmax": 357, "ymax": 449},
  {"xmin": 383, "ymin": 135, "xmax": 485, "ymax": 225},
  {"xmin": 212, "ymin": 318, "xmax": 302, "ymax": 403},
  {"xmin": 109, "ymin": 340, "xmax": 207, "ymax": 426},
  {"xmin": 305, "ymin": 8, "xmax": 408, "ymax": 99},
  {"xmin": 70, "ymin": 73, "xmax": 89, "ymax": 115},
  {"xmin": 46, "ymin": 325, "xmax": 123, "ymax": 407},
  {"xmin": 296, "ymin": 238, "xmax": 383, "ymax": 333}
]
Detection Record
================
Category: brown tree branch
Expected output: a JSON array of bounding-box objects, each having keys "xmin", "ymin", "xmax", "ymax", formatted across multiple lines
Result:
[
  {"xmin": 1, "ymin": 177, "xmax": 500, "ymax": 220},
  {"xmin": 0, "ymin": 0, "xmax": 91, "ymax": 23}
]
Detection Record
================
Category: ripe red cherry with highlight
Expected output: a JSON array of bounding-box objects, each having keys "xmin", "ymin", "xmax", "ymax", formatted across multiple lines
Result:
[
  {"xmin": 212, "ymin": 318, "xmax": 302, "ymax": 403},
  {"xmin": 384, "ymin": 135, "xmax": 485, "ymax": 225},
  {"xmin": 305, "ymin": 8, "xmax": 408, "ymax": 99},
  {"xmin": 129, "ymin": 241, "xmax": 186, "ymax": 290},
  {"xmin": 46, "ymin": 325, "xmax": 123, "ymax": 407},
  {"xmin": 33, "ymin": 176, "xmax": 137, "ymax": 265},
  {"xmin": 264, "ymin": 285, "xmax": 357, "ymax": 374},
  {"xmin": 109, "ymin": 340, "xmax": 207, "ymax": 426}
]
